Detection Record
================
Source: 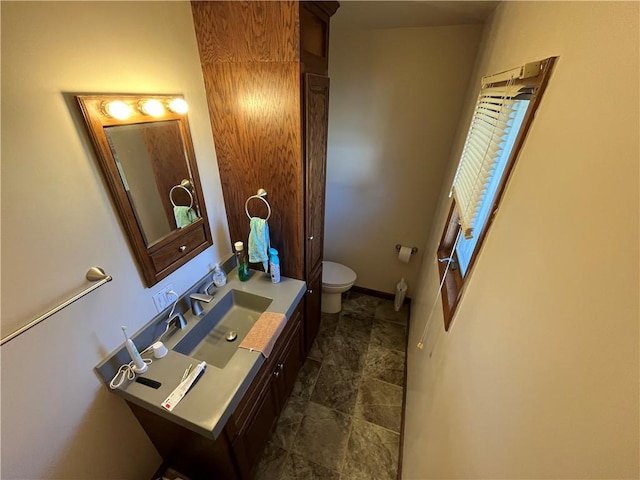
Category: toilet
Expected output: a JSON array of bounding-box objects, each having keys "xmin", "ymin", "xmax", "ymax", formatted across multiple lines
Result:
[{"xmin": 321, "ymin": 261, "xmax": 357, "ymax": 314}]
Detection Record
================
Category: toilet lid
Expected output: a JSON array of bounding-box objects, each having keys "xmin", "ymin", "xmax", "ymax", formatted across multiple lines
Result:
[{"xmin": 323, "ymin": 261, "xmax": 357, "ymax": 287}]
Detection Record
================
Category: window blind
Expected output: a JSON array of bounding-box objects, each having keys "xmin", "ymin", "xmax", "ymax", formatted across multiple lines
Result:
[{"xmin": 450, "ymin": 84, "xmax": 526, "ymax": 239}]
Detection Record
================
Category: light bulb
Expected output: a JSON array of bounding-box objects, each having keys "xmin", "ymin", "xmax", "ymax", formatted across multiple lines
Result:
[
  {"xmin": 139, "ymin": 99, "xmax": 164, "ymax": 117},
  {"xmin": 167, "ymin": 98, "xmax": 188, "ymax": 114},
  {"xmin": 104, "ymin": 101, "xmax": 132, "ymax": 120}
]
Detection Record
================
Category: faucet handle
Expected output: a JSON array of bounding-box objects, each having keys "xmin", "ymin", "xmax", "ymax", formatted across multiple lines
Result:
[
  {"xmin": 189, "ymin": 293, "xmax": 213, "ymax": 316},
  {"xmin": 190, "ymin": 293, "xmax": 214, "ymax": 303},
  {"xmin": 202, "ymin": 280, "xmax": 216, "ymax": 296}
]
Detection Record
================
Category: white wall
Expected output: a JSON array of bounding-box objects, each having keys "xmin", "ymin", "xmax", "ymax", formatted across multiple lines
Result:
[
  {"xmin": 325, "ymin": 25, "xmax": 482, "ymax": 295},
  {"xmin": 404, "ymin": 2, "xmax": 639, "ymax": 478},
  {"xmin": 1, "ymin": 2, "xmax": 231, "ymax": 478}
]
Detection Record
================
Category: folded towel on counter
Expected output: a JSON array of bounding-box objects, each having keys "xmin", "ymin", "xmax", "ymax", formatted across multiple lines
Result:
[
  {"xmin": 174, "ymin": 206, "xmax": 198, "ymax": 228},
  {"xmin": 248, "ymin": 217, "xmax": 270, "ymax": 271},
  {"xmin": 239, "ymin": 312, "xmax": 286, "ymax": 358}
]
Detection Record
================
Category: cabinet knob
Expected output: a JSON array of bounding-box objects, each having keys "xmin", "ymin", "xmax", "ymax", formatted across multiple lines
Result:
[
  {"xmin": 273, "ymin": 370, "xmax": 280, "ymax": 378},
  {"xmin": 179, "ymin": 245, "xmax": 187, "ymax": 252},
  {"xmin": 307, "ymin": 289, "xmax": 313, "ymax": 294},
  {"xmin": 277, "ymin": 363, "xmax": 284, "ymax": 370},
  {"xmin": 308, "ymin": 235, "xmax": 314, "ymax": 241}
]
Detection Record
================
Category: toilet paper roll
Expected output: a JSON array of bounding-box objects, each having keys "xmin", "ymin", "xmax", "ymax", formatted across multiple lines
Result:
[{"xmin": 398, "ymin": 245, "xmax": 412, "ymax": 263}]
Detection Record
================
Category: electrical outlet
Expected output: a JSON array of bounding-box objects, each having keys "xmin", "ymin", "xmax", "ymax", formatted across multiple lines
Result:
[{"xmin": 153, "ymin": 284, "xmax": 175, "ymax": 313}]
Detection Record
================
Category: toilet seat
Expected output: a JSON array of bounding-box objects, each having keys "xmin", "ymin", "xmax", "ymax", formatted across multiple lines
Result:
[{"xmin": 322, "ymin": 261, "xmax": 357, "ymax": 288}]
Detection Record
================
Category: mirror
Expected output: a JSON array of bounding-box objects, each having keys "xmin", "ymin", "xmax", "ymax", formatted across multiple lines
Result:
[
  {"xmin": 77, "ymin": 94, "xmax": 213, "ymax": 287},
  {"xmin": 105, "ymin": 121, "xmax": 200, "ymax": 244}
]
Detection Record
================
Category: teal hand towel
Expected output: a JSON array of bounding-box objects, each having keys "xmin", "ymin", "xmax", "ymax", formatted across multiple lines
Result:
[
  {"xmin": 174, "ymin": 206, "xmax": 198, "ymax": 228},
  {"xmin": 249, "ymin": 217, "xmax": 270, "ymax": 272}
]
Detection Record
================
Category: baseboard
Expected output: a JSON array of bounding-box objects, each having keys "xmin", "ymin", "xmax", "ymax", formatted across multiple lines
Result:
[
  {"xmin": 351, "ymin": 285, "xmax": 411, "ymax": 305},
  {"xmin": 397, "ymin": 301, "xmax": 410, "ymax": 479}
]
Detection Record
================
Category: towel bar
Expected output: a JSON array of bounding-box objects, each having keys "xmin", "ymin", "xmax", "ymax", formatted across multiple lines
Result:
[
  {"xmin": 245, "ymin": 189, "xmax": 272, "ymax": 221},
  {"xmin": 169, "ymin": 179, "xmax": 194, "ymax": 208},
  {"xmin": 0, "ymin": 267, "xmax": 112, "ymax": 345}
]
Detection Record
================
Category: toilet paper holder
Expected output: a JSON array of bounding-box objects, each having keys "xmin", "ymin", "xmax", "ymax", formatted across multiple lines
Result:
[{"xmin": 395, "ymin": 244, "xmax": 418, "ymax": 255}]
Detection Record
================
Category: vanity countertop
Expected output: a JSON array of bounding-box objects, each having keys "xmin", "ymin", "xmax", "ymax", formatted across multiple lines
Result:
[{"xmin": 97, "ymin": 269, "xmax": 306, "ymax": 440}]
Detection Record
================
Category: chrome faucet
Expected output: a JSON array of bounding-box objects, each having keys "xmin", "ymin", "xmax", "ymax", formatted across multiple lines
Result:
[
  {"xmin": 168, "ymin": 312, "xmax": 187, "ymax": 330},
  {"xmin": 189, "ymin": 293, "xmax": 213, "ymax": 316},
  {"xmin": 189, "ymin": 280, "xmax": 215, "ymax": 316}
]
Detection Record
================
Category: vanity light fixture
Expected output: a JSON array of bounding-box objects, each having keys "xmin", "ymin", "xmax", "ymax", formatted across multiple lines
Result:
[
  {"xmin": 167, "ymin": 98, "xmax": 189, "ymax": 114},
  {"xmin": 139, "ymin": 99, "xmax": 164, "ymax": 117},
  {"xmin": 103, "ymin": 100, "xmax": 132, "ymax": 120}
]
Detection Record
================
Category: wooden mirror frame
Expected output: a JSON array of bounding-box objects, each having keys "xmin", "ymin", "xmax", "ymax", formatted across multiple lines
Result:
[{"xmin": 77, "ymin": 93, "xmax": 213, "ymax": 287}]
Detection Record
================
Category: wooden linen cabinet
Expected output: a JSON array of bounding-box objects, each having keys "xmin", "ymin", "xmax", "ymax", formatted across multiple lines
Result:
[
  {"xmin": 304, "ymin": 72, "xmax": 330, "ymax": 353},
  {"xmin": 191, "ymin": 1, "xmax": 339, "ymax": 357}
]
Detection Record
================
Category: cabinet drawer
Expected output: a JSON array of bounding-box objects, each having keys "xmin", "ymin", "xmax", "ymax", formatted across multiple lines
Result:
[{"xmin": 150, "ymin": 225, "xmax": 206, "ymax": 272}]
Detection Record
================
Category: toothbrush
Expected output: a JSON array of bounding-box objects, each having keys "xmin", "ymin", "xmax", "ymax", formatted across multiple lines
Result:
[{"xmin": 122, "ymin": 326, "xmax": 148, "ymax": 374}]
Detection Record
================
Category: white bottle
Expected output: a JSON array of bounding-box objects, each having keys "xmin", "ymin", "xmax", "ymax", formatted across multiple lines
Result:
[
  {"xmin": 122, "ymin": 326, "xmax": 147, "ymax": 373},
  {"xmin": 212, "ymin": 263, "xmax": 227, "ymax": 287},
  {"xmin": 268, "ymin": 248, "xmax": 280, "ymax": 283}
]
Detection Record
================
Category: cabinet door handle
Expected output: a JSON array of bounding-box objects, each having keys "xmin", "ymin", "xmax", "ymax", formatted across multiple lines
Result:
[
  {"xmin": 179, "ymin": 245, "xmax": 187, "ymax": 252},
  {"xmin": 273, "ymin": 369, "xmax": 280, "ymax": 378},
  {"xmin": 307, "ymin": 289, "xmax": 313, "ymax": 294},
  {"xmin": 308, "ymin": 235, "xmax": 314, "ymax": 240},
  {"xmin": 277, "ymin": 363, "xmax": 284, "ymax": 370}
]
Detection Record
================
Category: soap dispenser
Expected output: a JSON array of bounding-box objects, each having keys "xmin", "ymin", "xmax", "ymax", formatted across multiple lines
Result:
[{"xmin": 212, "ymin": 263, "xmax": 227, "ymax": 287}]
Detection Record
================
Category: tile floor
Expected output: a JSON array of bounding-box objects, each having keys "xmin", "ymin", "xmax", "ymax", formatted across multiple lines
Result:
[{"xmin": 254, "ymin": 292, "xmax": 409, "ymax": 480}]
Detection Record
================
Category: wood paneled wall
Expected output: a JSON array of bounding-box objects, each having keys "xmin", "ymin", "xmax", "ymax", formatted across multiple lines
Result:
[
  {"xmin": 191, "ymin": 1, "xmax": 299, "ymax": 63},
  {"xmin": 192, "ymin": 1, "xmax": 305, "ymax": 279}
]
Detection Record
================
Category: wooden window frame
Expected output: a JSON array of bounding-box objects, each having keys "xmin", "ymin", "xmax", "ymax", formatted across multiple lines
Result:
[{"xmin": 437, "ymin": 57, "xmax": 557, "ymax": 331}]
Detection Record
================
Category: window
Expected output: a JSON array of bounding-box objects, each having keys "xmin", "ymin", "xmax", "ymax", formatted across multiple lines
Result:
[
  {"xmin": 437, "ymin": 57, "xmax": 556, "ymax": 331},
  {"xmin": 455, "ymin": 97, "xmax": 529, "ymax": 275}
]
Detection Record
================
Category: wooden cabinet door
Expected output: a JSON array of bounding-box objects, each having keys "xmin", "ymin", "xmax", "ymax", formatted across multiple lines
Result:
[
  {"xmin": 274, "ymin": 311, "xmax": 304, "ymax": 402},
  {"xmin": 304, "ymin": 73, "xmax": 330, "ymax": 278},
  {"xmin": 128, "ymin": 401, "xmax": 240, "ymax": 480},
  {"xmin": 232, "ymin": 374, "xmax": 280, "ymax": 480},
  {"xmin": 304, "ymin": 266, "xmax": 323, "ymax": 354},
  {"xmin": 230, "ymin": 305, "xmax": 303, "ymax": 478}
]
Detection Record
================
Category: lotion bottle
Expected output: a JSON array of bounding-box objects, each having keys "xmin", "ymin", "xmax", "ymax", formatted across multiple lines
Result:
[{"xmin": 268, "ymin": 248, "xmax": 280, "ymax": 283}]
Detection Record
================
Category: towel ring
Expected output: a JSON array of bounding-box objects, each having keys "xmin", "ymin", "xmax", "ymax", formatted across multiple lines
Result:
[
  {"xmin": 170, "ymin": 184, "xmax": 194, "ymax": 208},
  {"xmin": 245, "ymin": 194, "xmax": 271, "ymax": 221}
]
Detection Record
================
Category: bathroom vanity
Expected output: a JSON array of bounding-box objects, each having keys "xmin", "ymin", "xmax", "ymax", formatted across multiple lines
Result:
[{"xmin": 96, "ymin": 269, "xmax": 306, "ymax": 479}]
